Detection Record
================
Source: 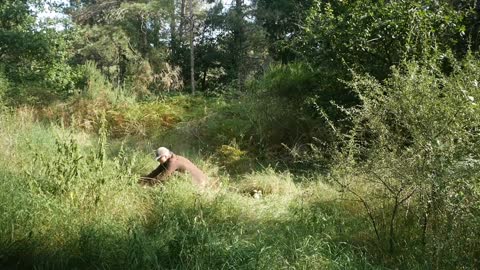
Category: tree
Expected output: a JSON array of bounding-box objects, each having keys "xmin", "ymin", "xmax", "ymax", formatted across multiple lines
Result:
[
  {"xmin": 256, "ymin": 0, "xmax": 314, "ymax": 64},
  {"xmin": 296, "ymin": 0, "xmax": 466, "ymax": 79},
  {"xmin": 201, "ymin": 0, "xmax": 268, "ymax": 91},
  {"xmin": 69, "ymin": 0, "xmax": 183, "ymax": 95},
  {"xmin": 189, "ymin": 0, "xmax": 195, "ymax": 93},
  {"xmin": 0, "ymin": 0, "xmax": 76, "ymax": 104}
]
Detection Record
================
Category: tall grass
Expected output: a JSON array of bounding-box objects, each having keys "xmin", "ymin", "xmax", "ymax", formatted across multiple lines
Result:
[{"xmin": 0, "ymin": 110, "xmax": 379, "ymax": 269}]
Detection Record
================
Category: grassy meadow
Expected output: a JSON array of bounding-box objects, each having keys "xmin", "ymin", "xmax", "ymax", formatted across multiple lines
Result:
[
  {"xmin": 4, "ymin": 0, "xmax": 480, "ymax": 268},
  {"xmin": 1, "ymin": 79, "xmax": 480, "ymax": 269},
  {"xmin": 0, "ymin": 101, "xmax": 382, "ymax": 270}
]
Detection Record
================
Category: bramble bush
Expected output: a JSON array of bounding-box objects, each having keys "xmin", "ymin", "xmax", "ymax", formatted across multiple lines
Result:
[{"xmin": 328, "ymin": 54, "xmax": 480, "ymax": 268}]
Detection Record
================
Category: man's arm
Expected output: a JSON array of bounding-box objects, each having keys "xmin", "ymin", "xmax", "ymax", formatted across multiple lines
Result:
[
  {"xmin": 138, "ymin": 164, "xmax": 167, "ymax": 186},
  {"xmin": 141, "ymin": 160, "xmax": 178, "ymax": 185},
  {"xmin": 156, "ymin": 161, "xmax": 177, "ymax": 182},
  {"xmin": 145, "ymin": 164, "xmax": 167, "ymax": 179}
]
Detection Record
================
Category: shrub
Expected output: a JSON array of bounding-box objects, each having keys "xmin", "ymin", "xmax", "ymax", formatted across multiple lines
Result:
[
  {"xmin": 154, "ymin": 63, "xmax": 184, "ymax": 92},
  {"xmin": 329, "ymin": 54, "xmax": 480, "ymax": 268},
  {"xmin": 214, "ymin": 143, "xmax": 251, "ymax": 174},
  {"xmin": 77, "ymin": 60, "xmax": 117, "ymax": 102},
  {"xmin": 298, "ymin": 0, "xmax": 466, "ymax": 80},
  {"xmin": 128, "ymin": 60, "xmax": 154, "ymax": 97},
  {"xmin": 256, "ymin": 62, "xmax": 319, "ymax": 100}
]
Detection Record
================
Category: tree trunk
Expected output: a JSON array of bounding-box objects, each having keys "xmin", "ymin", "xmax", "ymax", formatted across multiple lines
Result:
[
  {"xmin": 140, "ymin": 14, "xmax": 148, "ymax": 57},
  {"xmin": 234, "ymin": 0, "xmax": 245, "ymax": 91},
  {"xmin": 189, "ymin": 0, "xmax": 195, "ymax": 94},
  {"xmin": 179, "ymin": 0, "xmax": 186, "ymax": 41},
  {"xmin": 170, "ymin": 0, "xmax": 176, "ymax": 52},
  {"xmin": 202, "ymin": 69, "xmax": 207, "ymax": 91}
]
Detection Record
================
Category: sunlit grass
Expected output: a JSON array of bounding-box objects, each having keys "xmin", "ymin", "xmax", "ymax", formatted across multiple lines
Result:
[{"xmin": 0, "ymin": 110, "xmax": 379, "ymax": 269}]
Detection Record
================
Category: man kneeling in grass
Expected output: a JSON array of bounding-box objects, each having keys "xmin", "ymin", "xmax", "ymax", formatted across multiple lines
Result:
[{"xmin": 139, "ymin": 147, "xmax": 208, "ymax": 188}]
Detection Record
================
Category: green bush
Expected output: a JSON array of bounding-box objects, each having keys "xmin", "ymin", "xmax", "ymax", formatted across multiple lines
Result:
[
  {"xmin": 329, "ymin": 54, "xmax": 480, "ymax": 268},
  {"xmin": 214, "ymin": 143, "xmax": 251, "ymax": 174},
  {"xmin": 298, "ymin": 0, "xmax": 466, "ymax": 80},
  {"xmin": 256, "ymin": 62, "xmax": 319, "ymax": 100},
  {"xmin": 224, "ymin": 62, "xmax": 356, "ymax": 167},
  {"xmin": 77, "ymin": 60, "xmax": 116, "ymax": 102}
]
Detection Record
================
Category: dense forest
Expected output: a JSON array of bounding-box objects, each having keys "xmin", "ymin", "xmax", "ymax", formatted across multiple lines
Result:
[{"xmin": 1, "ymin": 0, "xmax": 480, "ymax": 269}]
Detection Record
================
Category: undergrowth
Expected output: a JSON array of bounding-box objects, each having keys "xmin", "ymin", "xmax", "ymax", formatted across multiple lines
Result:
[{"xmin": 0, "ymin": 111, "xmax": 378, "ymax": 270}]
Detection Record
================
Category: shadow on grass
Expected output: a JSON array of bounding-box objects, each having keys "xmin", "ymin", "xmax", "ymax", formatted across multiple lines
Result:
[{"xmin": 0, "ymin": 180, "xmax": 383, "ymax": 270}]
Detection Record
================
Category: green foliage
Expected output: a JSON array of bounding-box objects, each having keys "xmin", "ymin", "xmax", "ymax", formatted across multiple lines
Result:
[
  {"xmin": 0, "ymin": 0, "xmax": 35, "ymax": 30},
  {"xmin": 77, "ymin": 60, "xmax": 115, "ymax": 100},
  {"xmin": 0, "ymin": 0, "xmax": 78, "ymax": 105},
  {"xmin": 198, "ymin": 100, "xmax": 253, "ymax": 145},
  {"xmin": 256, "ymin": 62, "xmax": 318, "ymax": 99},
  {"xmin": 66, "ymin": 60, "xmax": 136, "ymax": 113},
  {"xmin": 233, "ymin": 63, "xmax": 350, "ymax": 164},
  {"xmin": 329, "ymin": 55, "xmax": 480, "ymax": 267},
  {"xmin": 0, "ymin": 110, "xmax": 380, "ymax": 269},
  {"xmin": 298, "ymin": 0, "xmax": 466, "ymax": 79},
  {"xmin": 256, "ymin": 0, "xmax": 314, "ymax": 63},
  {"xmin": 3, "ymin": 1, "xmax": 480, "ymax": 268},
  {"xmin": 69, "ymin": 0, "xmax": 179, "ymax": 95},
  {"xmin": 215, "ymin": 142, "xmax": 251, "ymax": 174}
]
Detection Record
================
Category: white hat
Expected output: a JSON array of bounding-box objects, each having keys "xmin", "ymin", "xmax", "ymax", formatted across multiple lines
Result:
[{"xmin": 154, "ymin": 147, "xmax": 171, "ymax": 161}]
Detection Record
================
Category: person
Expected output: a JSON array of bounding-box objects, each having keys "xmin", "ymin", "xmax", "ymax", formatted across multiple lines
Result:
[{"xmin": 139, "ymin": 147, "xmax": 208, "ymax": 188}]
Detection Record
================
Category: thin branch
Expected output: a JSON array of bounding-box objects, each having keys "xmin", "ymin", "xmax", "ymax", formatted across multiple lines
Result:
[
  {"xmin": 399, "ymin": 188, "xmax": 416, "ymax": 205},
  {"xmin": 334, "ymin": 178, "xmax": 382, "ymax": 243}
]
